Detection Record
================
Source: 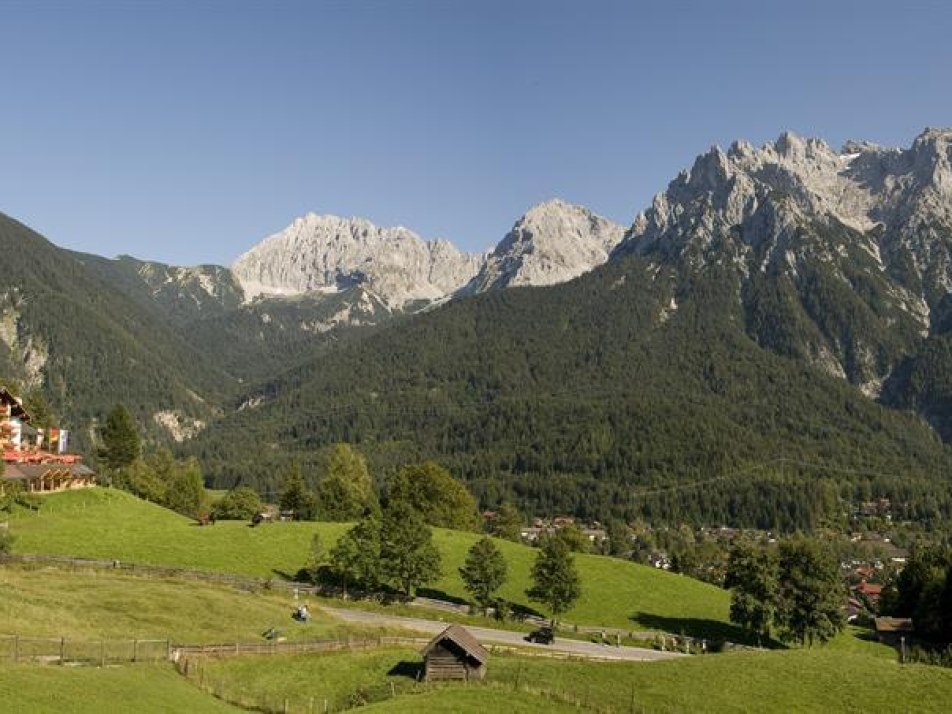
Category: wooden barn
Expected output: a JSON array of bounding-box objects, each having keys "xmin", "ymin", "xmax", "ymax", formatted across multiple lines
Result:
[{"xmin": 420, "ymin": 625, "xmax": 488, "ymax": 682}]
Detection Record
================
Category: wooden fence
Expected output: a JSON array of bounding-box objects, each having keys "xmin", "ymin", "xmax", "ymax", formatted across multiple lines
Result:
[
  {"xmin": 0, "ymin": 635, "xmax": 170, "ymax": 665},
  {"xmin": 0, "ymin": 553, "xmax": 301, "ymax": 593},
  {"xmin": 0, "ymin": 632, "xmax": 426, "ymax": 668},
  {"xmin": 171, "ymin": 636, "xmax": 427, "ymax": 662},
  {"xmin": 0, "ymin": 554, "xmax": 750, "ymax": 651}
]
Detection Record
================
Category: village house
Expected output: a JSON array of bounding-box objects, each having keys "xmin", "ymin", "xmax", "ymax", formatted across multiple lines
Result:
[
  {"xmin": 1, "ymin": 386, "xmax": 95, "ymax": 495},
  {"xmin": 420, "ymin": 625, "xmax": 488, "ymax": 682}
]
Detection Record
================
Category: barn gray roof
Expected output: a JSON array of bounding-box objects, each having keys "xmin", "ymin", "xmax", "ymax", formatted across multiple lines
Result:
[{"xmin": 421, "ymin": 625, "xmax": 489, "ymax": 664}]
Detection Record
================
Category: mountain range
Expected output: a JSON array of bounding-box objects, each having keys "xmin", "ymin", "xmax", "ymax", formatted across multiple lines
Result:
[{"xmin": 4, "ymin": 128, "xmax": 952, "ymax": 527}]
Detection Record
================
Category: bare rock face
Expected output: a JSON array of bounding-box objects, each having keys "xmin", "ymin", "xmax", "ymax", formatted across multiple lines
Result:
[
  {"xmin": 465, "ymin": 199, "xmax": 625, "ymax": 293},
  {"xmin": 615, "ymin": 127, "xmax": 952, "ymax": 392},
  {"xmin": 621, "ymin": 128, "xmax": 952, "ymax": 286},
  {"xmin": 233, "ymin": 201, "xmax": 625, "ymax": 309},
  {"xmin": 232, "ymin": 213, "xmax": 483, "ymax": 309}
]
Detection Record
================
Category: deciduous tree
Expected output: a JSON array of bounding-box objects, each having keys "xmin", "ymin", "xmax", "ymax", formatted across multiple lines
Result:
[
  {"xmin": 557, "ymin": 523, "xmax": 591, "ymax": 553},
  {"xmin": 775, "ymin": 537, "xmax": 845, "ymax": 646},
  {"xmin": 388, "ymin": 462, "xmax": 478, "ymax": 530},
  {"xmin": 164, "ymin": 457, "xmax": 206, "ymax": 518},
  {"xmin": 725, "ymin": 539, "xmax": 777, "ymax": 642},
  {"xmin": 329, "ymin": 516, "xmax": 382, "ymax": 596},
  {"xmin": 527, "ymin": 535, "xmax": 581, "ymax": 625},
  {"xmin": 380, "ymin": 501, "xmax": 441, "ymax": 597},
  {"xmin": 213, "ymin": 486, "xmax": 262, "ymax": 520},
  {"xmin": 315, "ymin": 443, "xmax": 379, "ymax": 521},
  {"xmin": 459, "ymin": 537, "xmax": 508, "ymax": 614},
  {"xmin": 493, "ymin": 502, "xmax": 524, "ymax": 542}
]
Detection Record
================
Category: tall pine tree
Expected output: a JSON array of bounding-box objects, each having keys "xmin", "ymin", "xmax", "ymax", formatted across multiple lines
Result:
[{"xmin": 98, "ymin": 404, "xmax": 140, "ymax": 471}]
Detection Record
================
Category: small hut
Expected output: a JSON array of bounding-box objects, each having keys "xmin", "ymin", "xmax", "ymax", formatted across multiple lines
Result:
[
  {"xmin": 421, "ymin": 625, "xmax": 489, "ymax": 682},
  {"xmin": 874, "ymin": 617, "xmax": 914, "ymax": 645}
]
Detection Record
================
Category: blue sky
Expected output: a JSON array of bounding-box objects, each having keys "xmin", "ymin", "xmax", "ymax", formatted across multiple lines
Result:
[{"xmin": 1, "ymin": 0, "xmax": 950, "ymax": 265}]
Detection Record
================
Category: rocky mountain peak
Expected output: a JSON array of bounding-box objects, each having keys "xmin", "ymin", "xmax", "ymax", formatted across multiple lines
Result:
[
  {"xmin": 231, "ymin": 213, "xmax": 483, "ymax": 309},
  {"xmin": 612, "ymin": 128, "xmax": 952, "ymax": 393},
  {"xmin": 463, "ymin": 198, "xmax": 625, "ymax": 292},
  {"xmin": 908, "ymin": 127, "xmax": 952, "ymax": 192},
  {"xmin": 620, "ymin": 128, "xmax": 952, "ymax": 262}
]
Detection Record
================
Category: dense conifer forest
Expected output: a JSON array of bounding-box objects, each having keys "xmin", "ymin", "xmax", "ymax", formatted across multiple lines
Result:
[{"xmin": 183, "ymin": 256, "xmax": 952, "ymax": 529}]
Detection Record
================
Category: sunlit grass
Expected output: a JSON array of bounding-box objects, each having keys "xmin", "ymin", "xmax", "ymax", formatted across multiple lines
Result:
[
  {"xmin": 195, "ymin": 639, "xmax": 952, "ymax": 714},
  {"xmin": 0, "ymin": 664, "xmax": 239, "ymax": 713},
  {"xmin": 9, "ymin": 488, "xmax": 732, "ymax": 636},
  {"xmin": 0, "ymin": 565, "xmax": 397, "ymax": 643}
]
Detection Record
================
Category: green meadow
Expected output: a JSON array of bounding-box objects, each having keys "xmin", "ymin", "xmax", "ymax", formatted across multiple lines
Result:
[
  {"xmin": 190, "ymin": 639, "xmax": 952, "ymax": 713},
  {"xmin": 8, "ymin": 488, "xmax": 733, "ymax": 636},
  {"xmin": 0, "ymin": 664, "xmax": 240, "ymax": 713},
  {"xmin": 0, "ymin": 566, "xmax": 412, "ymax": 644},
  {"xmin": 4, "ymin": 489, "xmax": 951, "ymax": 713},
  {"xmin": 359, "ymin": 688, "xmax": 581, "ymax": 713}
]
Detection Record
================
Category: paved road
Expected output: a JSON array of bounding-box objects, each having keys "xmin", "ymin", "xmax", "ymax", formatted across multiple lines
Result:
[{"xmin": 323, "ymin": 606, "xmax": 685, "ymax": 662}]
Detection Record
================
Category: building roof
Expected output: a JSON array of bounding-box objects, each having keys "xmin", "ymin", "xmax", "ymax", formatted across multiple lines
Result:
[
  {"xmin": 2, "ymin": 463, "xmax": 96, "ymax": 481},
  {"xmin": 0, "ymin": 387, "xmax": 30, "ymax": 422},
  {"xmin": 874, "ymin": 617, "xmax": 914, "ymax": 634},
  {"xmin": 421, "ymin": 625, "xmax": 489, "ymax": 664},
  {"xmin": 857, "ymin": 581, "xmax": 883, "ymax": 596}
]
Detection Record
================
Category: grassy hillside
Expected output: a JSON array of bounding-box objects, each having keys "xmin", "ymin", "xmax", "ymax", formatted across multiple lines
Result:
[
  {"xmin": 188, "ymin": 648, "xmax": 580, "ymax": 713},
  {"xmin": 193, "ymin": 642, "xmax": 952, "ymax": 714},
  {"xmin": 7, "ymin": 488, "xmax": 348, "ymax": 578},
  {"xmin": 7, "ymin": 489, "xmax": 731, "ymax": 634},
  {"xmin": 360, "ymin": 689, "xmax": 581, "ymax": 713},
  {"xmin": 0, "ymin": 664, "xmax": 239, "ymax": 713},
  {"xmin": 489, "ymin": 648, "xmax": 952, "ymax": 713},
  {"xmin": 0, "ymin": 567, "xmax": 390, "ymax": 643}
]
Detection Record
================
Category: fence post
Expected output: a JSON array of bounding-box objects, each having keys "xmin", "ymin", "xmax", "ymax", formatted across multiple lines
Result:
[
  {"xmin": 166, "ymin": 639, "xmax": 171, "ymax": 661},
  {"xmin": 14, "ymin": 635, "xmax": 19, "ymax": 662},
  {"xmin": 60, "ymin": 637, "xmax": 65, "ymax": 665},
  {"xmin": 100, "ymin": 640, "xmax": 105, "ymax": 668},
  {"xmin": 133, "ymin": 639, "xmax": 138, "ymax": 663}
]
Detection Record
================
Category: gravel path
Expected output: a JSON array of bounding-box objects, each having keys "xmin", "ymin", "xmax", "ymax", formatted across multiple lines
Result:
[{"xmin": 323, "ymin": 606, "xmax": 685, "ymax": 662}]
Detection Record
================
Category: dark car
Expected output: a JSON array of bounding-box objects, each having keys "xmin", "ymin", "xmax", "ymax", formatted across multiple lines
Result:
[{"xmin": 526, "ymin": 626, "xmax": 555, "ymax": 644}]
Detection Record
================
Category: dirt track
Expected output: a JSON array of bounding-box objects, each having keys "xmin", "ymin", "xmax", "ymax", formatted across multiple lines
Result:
[{"xmin": 323, "ymin": 606, "xmax": 686, "ymax": 662}]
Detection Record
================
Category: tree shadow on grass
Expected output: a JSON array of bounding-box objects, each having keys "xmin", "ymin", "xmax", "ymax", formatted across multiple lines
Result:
[
  {"xmin": 509, "ymin": 602, "xmax": 547, "ymax": 622},
  {"xmin": 631, "ymin": 611, "xmax": 776, "ymax": 647},
  {"xmin": 415, "ymin": 588, "xmax": 470, "ymax": 607},
  {"xmin": 271, "ymin": 568, "xmax": 311, "ymax": 583},
  {"xmin": 387, "ymin": 661, "xmax": 423, "ymax": 681}
]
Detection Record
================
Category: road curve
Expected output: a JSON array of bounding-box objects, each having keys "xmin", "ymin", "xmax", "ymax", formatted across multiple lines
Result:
[{"xmin": 323, "ymin": 606, "xmax": 685, "ymax": 662}]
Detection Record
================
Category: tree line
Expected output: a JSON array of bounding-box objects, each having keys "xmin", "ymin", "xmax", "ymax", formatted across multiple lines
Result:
[
  {"xmin": 725, "ymin": 536, "xmax": 846, "ymax": 647},
  {"xmin": 881, "ymin": 545, "xmax": 952, "ymax": 649},
  {"xmin": 309, "ymin": 502, "xmax": 582, "ymax": 626}
]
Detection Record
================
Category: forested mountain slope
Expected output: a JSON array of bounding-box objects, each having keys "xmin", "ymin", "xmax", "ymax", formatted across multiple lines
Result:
[
  {"xmin": 0, "ymin": 212, "xmax": 229, "ymax": 445},
  {"xmin": 185, "ymin": 252, "xmax": 952, "ymax": 529}
]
